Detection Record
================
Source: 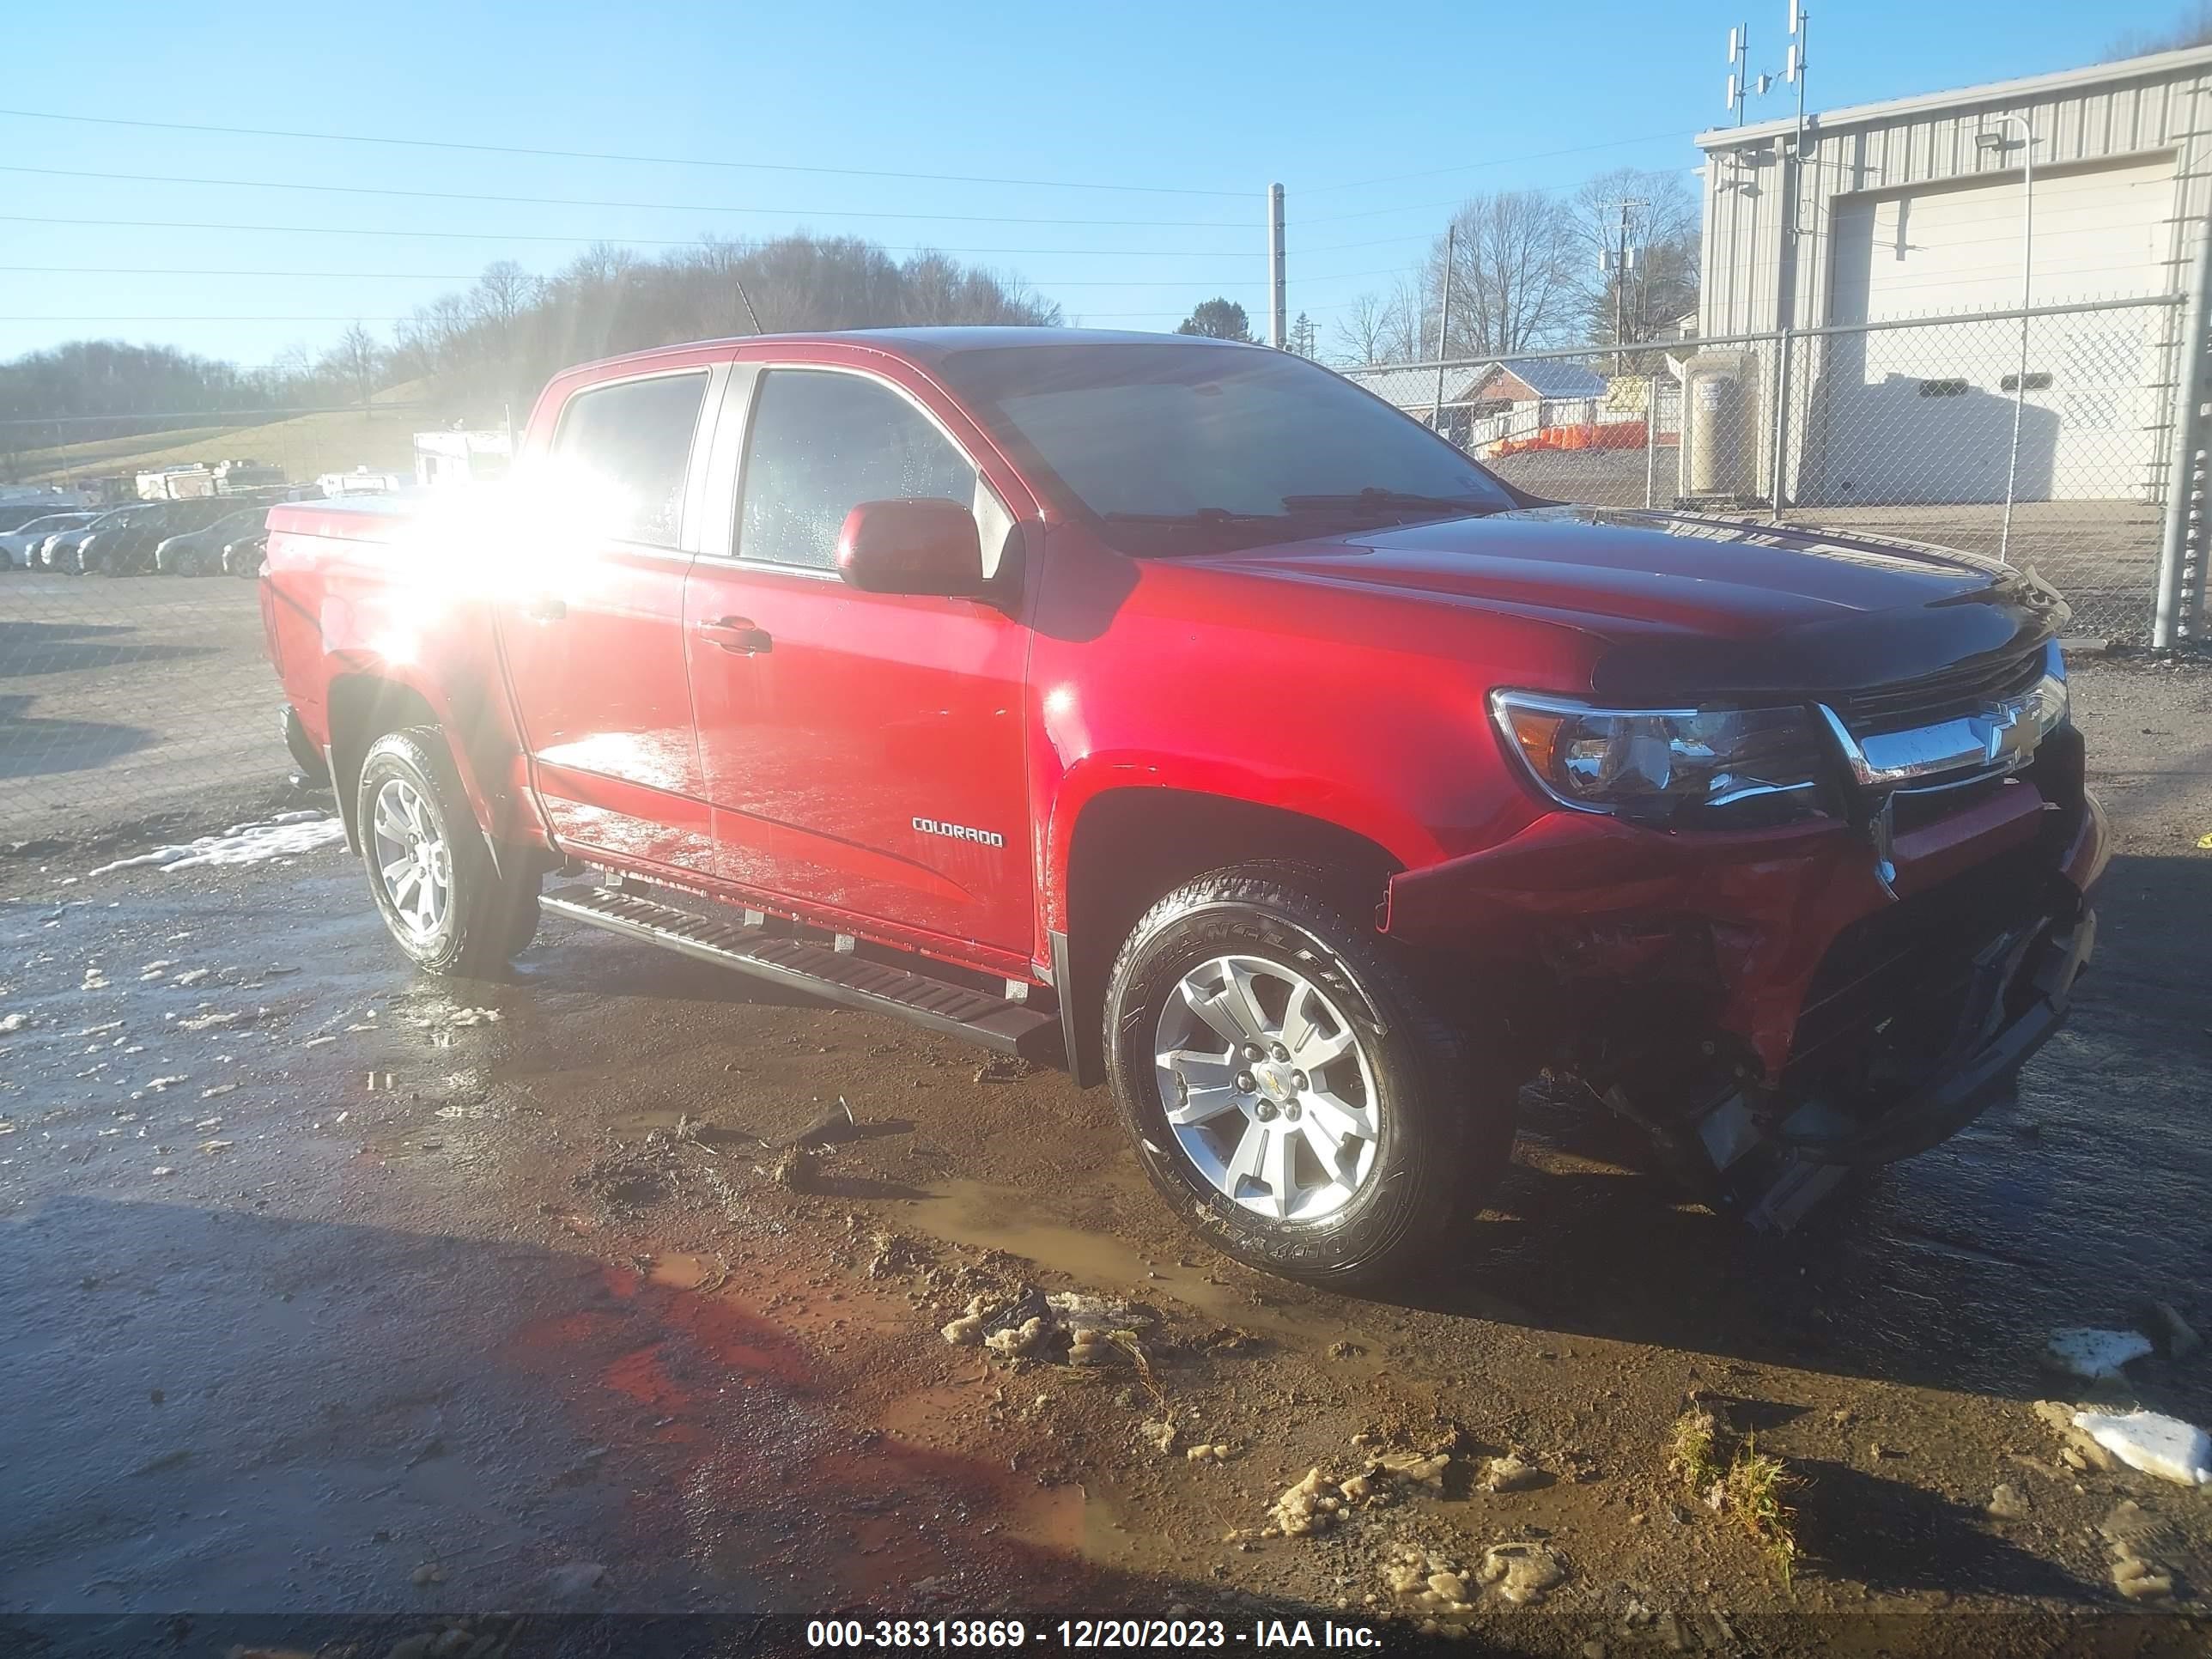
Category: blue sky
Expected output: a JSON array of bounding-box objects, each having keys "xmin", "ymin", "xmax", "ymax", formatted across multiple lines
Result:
[{"xmin": 0, "ymin": 0, "xmax": 2193, "ymax": 369}]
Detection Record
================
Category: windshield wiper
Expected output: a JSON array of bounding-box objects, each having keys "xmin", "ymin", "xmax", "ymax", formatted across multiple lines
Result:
[
  {"xmin": 1279, "ymin": 489, "xmax": 1504, "ymax": 519},
  {"xmin": 1101, "ymin": 507, "xmax": 1280, "ymax": 526}
]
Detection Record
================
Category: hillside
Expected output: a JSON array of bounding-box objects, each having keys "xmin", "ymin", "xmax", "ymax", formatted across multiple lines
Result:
[{"xmin": 14, "ymin": 381, "xmax": 450, "ymax": 489}]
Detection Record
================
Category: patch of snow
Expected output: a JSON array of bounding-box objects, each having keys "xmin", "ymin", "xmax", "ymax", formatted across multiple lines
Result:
[
  {"xmin": 2073, "ymin": 1410, "xmax": 2211, "ymax": 1487},
  {"xmin": 2045, "ymin": 1328, "xmax": 2153, "ymax": 1380},
  {"xmin": 0, "ymin": 1012, "xmax": 26, "ymax": 1034},
  {"xmin": 171, "ymin": 968, "xmax": 212, "ymax": 988},
  {"xmin": 88, "ymin": 814, "xmax": 345, "ymax": 878}
]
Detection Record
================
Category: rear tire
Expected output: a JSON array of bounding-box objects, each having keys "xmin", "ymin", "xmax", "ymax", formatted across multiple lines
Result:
[
  {"xmin": 357, "ymin": 726, "xmax": 538, "ymax": 976},
  {"xmin": 1103, "ymin": 863, "xmax": 1515, "ymax": 1286}
]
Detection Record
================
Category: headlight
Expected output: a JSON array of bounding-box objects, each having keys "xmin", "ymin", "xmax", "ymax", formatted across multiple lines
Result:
[
  {"xmin": 2023, "ymin": 639, "xmax": 2069, "ymax": 735},
  {"xmin": 1490, "ymin": 690, "xmax": 1831, "ymax": 827}
]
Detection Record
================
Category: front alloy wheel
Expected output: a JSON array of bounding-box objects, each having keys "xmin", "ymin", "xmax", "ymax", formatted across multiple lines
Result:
[
  {"xmin": 1154, "ymin": 954, "xmax": 1381, "ymax": 1222},
  {"xmin": 1105, "ymin": 863, "xmax": 1516, "ymax": 1285}
]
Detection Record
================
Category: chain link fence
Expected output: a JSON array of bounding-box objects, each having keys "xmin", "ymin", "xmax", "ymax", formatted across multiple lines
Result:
[
  {"xmin": 1344, "ymin": 294, "xmax": 2204, "ymax": 648},
  {"xmin": 1, "ymin": 404, "xmax": 437, "ymax": 847}
]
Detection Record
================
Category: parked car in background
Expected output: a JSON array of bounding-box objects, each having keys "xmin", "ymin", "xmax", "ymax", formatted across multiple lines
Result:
[
  {"xmin": 39, "ymin": 504, "xmax": 149, "ymax": 571},
  {"xmin": 0, "ymin": 511, "xmax": 94, "ymax": 568},
  {"xmin": 0, "ymin": 501, "xmax": 78, "ymax": 535},
  {"xmin": 155, "ymin": 504, "xmax": 272, "ymax": 576},
  {"xmin": 79, "ymin": 497, "xmax": 238, "ymax": 575},
  {"xmin": 222, "ymin": 530, "xmax": 269, "ymax": 579}
]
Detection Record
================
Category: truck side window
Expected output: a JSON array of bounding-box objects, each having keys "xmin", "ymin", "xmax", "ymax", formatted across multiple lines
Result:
[
  {"xmin": 738, "ymin": 370, "xmax": 977, "ymax": 570},
  {"xmin": 552, "ymin": 371, "xmax": 709, "ymax": 547}
]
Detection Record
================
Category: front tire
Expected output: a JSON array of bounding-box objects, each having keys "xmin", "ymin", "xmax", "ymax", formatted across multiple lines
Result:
[
  {"xmin": 357, "ymin": 726, "xmax": 537, "ymax": 975},
  {"xmin": 1103, "ymin": 864, "xmax": 1514, "ymax": 1286}
]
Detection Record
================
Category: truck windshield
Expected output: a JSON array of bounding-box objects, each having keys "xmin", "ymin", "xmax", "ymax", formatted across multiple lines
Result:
[{"xmin": 935, "ymin": 343, "xmax": 1517, "ymax": 555}]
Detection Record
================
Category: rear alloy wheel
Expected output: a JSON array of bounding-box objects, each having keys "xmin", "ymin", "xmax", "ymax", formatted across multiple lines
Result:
[
  {"xmin": 1105, "ymin": 863, "xmax": 1515, "ymax": 1285},
  {"xmin": 357, "ymin": 726, "xmax": 538, "ymax": 975}
]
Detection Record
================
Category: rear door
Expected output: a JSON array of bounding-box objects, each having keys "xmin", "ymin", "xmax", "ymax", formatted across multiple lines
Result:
[
  {"xmin": 497, "ymin": 365, "xmax": 720, "ymax": 875},
  {"xmin": 684, "ymin": 362, "xmax": 1036, "ymax": 959}
]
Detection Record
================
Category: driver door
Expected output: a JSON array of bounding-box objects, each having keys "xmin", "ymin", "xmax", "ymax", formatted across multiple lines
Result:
[{"xmin": 684, "ymin": 364, "xmax": 1035, "ymax": 958}]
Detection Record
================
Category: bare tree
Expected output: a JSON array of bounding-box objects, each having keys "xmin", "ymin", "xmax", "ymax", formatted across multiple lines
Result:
[
  {"xmin": 1565, "ymin": 167, "xmax": 1700, "ymax": 352},
  {"xmin": 1331, "ymin": 287, "xmax": 1423, "ymax": 366},
  {"xmin": 472, "ymin": 261, "xmax": 539, "ymax": 345},
  {"xmin": 1422, "ymin": 191, "xmax": 1579, "ymax": 360},
  {"xmin": 320, "ymin": 323, "xmax": 384, "ymax": 405},
  {"xmin": 2106, "ymin": 3, "xmax": 2212, "ymax": 57},
  {"xmin": 1333, "ymin": 293, "xmax": 1394, "ymax": 364}
]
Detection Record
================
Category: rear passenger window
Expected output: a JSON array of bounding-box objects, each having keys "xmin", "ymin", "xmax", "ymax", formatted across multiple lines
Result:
[
  {"xmin": 553, "ymin": 371, "xmax": 709, "ymax": 547},
  {"xmin": 738, "ymin": 370, "xmax": 977, "ymax": 569}
]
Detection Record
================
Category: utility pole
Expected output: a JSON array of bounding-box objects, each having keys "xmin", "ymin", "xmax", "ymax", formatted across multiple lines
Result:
[
  {"xmin": 1431, "ymin": 223, "xmax": 1456, "ymax": 431},
  {"xmin": 1978, "ymin": 112, "xmax": 2036, "ymax": 562},
  {"xmin": 1780, "ymin": 0, "xmax": 1810, "ymax": 330},
  {"xmin": 1266, "ymin": 183, "xmax": 1286, "ymax": 349},
  {"xmin": 1602, "ymin": 198, "xmax": 1649, "ymax": 373}
]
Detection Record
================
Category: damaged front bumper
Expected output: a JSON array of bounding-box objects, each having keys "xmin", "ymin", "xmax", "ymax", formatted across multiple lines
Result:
[{"xmin": 1384, "ymin": 726, "xmax": 2110, "ymax": 1221}]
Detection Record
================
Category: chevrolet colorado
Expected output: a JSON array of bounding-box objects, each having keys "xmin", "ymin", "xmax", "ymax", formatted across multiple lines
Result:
[{"xmin": 261, "ymin": 328, "xmax": 2107, "ymax": 1283}]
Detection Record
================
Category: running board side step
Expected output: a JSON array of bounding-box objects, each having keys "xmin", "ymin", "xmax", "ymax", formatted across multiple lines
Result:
[{"xmin": 540, "ymin": 884, "xmax": 1060, "ymax": 1062}]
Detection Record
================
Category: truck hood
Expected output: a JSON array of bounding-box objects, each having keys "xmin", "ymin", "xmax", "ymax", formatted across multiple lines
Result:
[{"xmin": 1190, "ymin": 504, "xmax": 2065, "ymax": 701}]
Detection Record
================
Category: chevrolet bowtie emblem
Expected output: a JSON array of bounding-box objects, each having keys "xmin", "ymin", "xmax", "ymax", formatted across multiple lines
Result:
[{"xmin": 1975, "ymin": 696, "xmax": 2030, "ymax": 768}]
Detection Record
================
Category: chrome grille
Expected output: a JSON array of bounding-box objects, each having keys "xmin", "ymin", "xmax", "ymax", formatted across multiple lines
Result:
[{"xmin": 1836, "ymin": 648, "xmax": 2045, "ymax": 736}]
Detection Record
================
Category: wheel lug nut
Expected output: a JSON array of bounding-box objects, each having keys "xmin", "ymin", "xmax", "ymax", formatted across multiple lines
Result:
[
  {"xmin": 1270, "ymin": 1042, "xmax": 1290, "ymax": 1062},
  {"xmin": 1242, "ymin": 1043, "xmax": 1264, "ymax": 1062},
  {"xmin": 1255, "ymin": 1102, "xmax": 1277, "ymax": 1121},
  {"xmin": 1235, "ymin": 1072, "xmax": 1256, "ymax": 1093},
  {"xmin": 1291, "ymin": 1070, "xmax": 1309, "ymax": 1091},
  {"xmin": 1284, "ymin": 1103, "xmax": 1301, "ymax": 1122}
]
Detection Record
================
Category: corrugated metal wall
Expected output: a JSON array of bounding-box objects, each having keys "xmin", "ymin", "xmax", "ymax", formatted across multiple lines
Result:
[{"xmin": 1698, "ymin": 46, "xmax": 2212, "ymax": 338}]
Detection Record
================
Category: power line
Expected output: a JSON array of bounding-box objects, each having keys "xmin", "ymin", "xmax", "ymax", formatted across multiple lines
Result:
[
  {"xmin": 0, "ymin": 261, "xmax": 1409, "ymax": 289},
  {"xmin": 0, "ymin": 106, "xmax": 1251, "ymax": 200},
  {"xmin": 0, "ymin": 315, "xmax": 416, "ymax": 322},
  {"xmin": 1303, "ymin": 164, "xmax": 1702, "ymax": 226},
  {"xmin": 0, "ymin": 216, "xmax": 1266, "ymax": 258},
  {"xmin": 0, "ymin": 265, "xmax": 479, "ymax": 280},
  {"xmin": 0, "ymin": 163, "xmax": 1248, "ymax": 230},
  {"xmin": 1300, "ymin": 129, "xmax": 1701, "ymax": 195}
]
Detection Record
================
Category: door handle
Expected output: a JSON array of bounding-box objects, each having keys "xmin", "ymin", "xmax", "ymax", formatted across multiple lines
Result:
[
  {"xmin": 520, "ymin": 596, "xmax": 567, "ymax": 623},
  {"xmin": 698, "ymin": 616, "xmax": 772, "ymax": 655}
]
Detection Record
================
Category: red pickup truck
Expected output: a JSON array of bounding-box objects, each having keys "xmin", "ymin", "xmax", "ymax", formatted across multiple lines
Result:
[{"xmin": 262, "ymin": 328, "xmax": 2107, "ymax": 1283}]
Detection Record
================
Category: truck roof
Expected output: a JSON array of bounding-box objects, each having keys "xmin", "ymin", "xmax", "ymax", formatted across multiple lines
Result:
[{"xmin": 563, "ymin": 325, "xmax": 1257, "ymax": 379}]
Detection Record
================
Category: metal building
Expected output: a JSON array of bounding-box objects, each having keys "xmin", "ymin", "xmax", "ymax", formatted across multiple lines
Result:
[{"xmin": 1693, "ymin": 42, "xmax": 2212, "ymax": 507}]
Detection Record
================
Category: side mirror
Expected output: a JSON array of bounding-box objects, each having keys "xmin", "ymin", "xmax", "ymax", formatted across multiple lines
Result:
[{"xmin": 836, "ymin": 498, "xmax": 986, "ymax": 597}]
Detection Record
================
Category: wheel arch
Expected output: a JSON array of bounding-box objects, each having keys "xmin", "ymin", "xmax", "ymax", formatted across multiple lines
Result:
[
  {"xmin": 325, "ymin": 673, "xmax": 445, "ymax": 852},
  {"xmin": 322, "ymin": 657, "xmax": 550, "ymax": 880},
  {"xmin": 1054, "ymin": 787, "xmax": 1403, "ymax": 1087}
]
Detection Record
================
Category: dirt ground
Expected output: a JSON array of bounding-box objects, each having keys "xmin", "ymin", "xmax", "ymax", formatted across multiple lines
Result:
[
  {"xmin": 2, "ymin": 574, "xmax": 280, "ymax": 847},
  {"xmin": 2, "ymin": 658, "xmax": 2209, "ymax": 1658}
]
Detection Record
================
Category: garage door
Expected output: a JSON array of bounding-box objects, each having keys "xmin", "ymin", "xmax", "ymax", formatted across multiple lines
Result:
[{"xmin": 1812, "ymin": 155, "xmax": 2173, "ymax": 503}]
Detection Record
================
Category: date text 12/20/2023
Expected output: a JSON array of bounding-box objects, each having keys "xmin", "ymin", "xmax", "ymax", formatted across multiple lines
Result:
[{"xmin": 804, "ymin": 1619, "xmax": 1385, "ymax": 1649}]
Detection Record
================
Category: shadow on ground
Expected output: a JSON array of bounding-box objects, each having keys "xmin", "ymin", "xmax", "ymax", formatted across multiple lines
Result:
[
  {"xmin": 0, "ymin": 620, "xmax": 221, "ymax": 679},
  {"xmin": 0, "ymin": 693, "xmax": 156, "ymax": 780}
]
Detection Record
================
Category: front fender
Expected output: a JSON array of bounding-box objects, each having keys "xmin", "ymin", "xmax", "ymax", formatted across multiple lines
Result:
[{"xmin": 1040, "ymin": 749, "xmax": 1449, "ymax": 938}]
